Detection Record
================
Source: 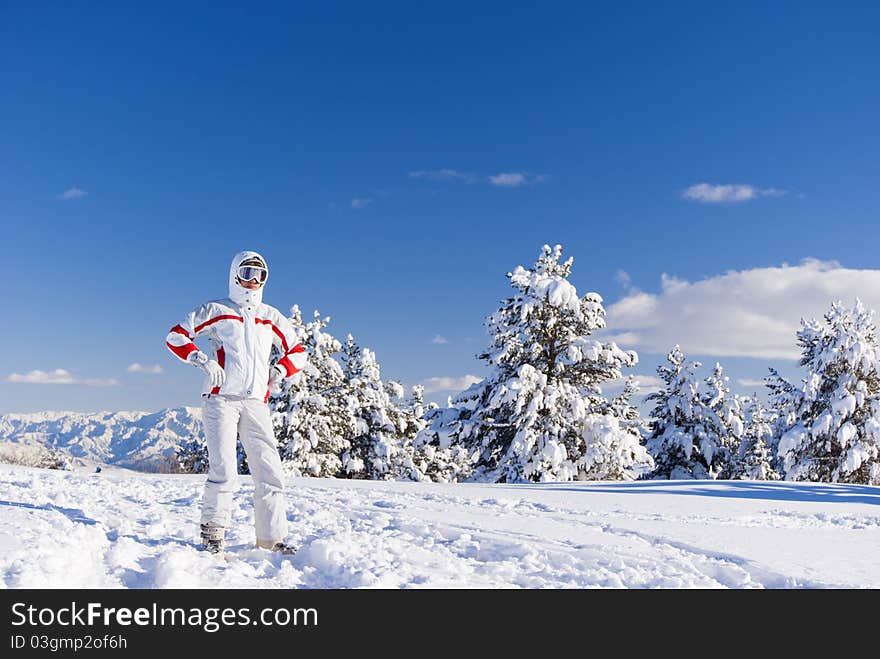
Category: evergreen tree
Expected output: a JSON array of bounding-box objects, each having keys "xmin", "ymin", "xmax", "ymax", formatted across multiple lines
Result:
[
  {"xmin": 436, "ymin": 244, "xmax": 652, "ymax": 482},
  {"xmin": 605, "ymin": 375, "xmax": 646, "ymax": 435},
  {"xmin": 388, "ymin": 382, "xmax": 454, "ymax": 482},
  {"xmin": 405, "ymin": 384, "xmax": 430, "ymax": 428},
  {"xmin": 269, "ymin": 314, "xmax": 458, "ymax": 482},
  {"xmin": 175, "ymin": 435, "xmax": 209, "ymax": 474},
  {"xmin": 395, "ymin": 384, "xmax": 428, "ymax": 480},
  {"xmin": 732, "ymin": 397, "xmax": 780, "ymax": 481},
  {"xmin": 645, "ymin": 345, "xmax": 707, "ymax": 479},
  {"xmin": 765, "ymin": 367, "xmax": 796, "ymax": 473},
  {"xmin": 237, "ymin": 440, "xmax": 250, "ymax": 475},
  {"xmin": 699, "ymin": 362, "xmax": 745, "ymax": 479},
  {"xmin": 646, "ymin": 350, "xmax": 745, "ymax": 479},
  {"xmin": 413, "ymin": 384, "xmax": 477, "ymax": 483},
  {"xmin": 272, "ymin": 307, "xmax": 353, "ymax": 477},
  {"xmin": 175, "ymin": 434, "xmax": 250, "ymax": 474},
  {"xmin": 340, "ymin": 336, "xmax": 410, "ymax": 480},
  {"xmin": 775, "ymin": 299, "xmax": 880, "ymax": 484}
]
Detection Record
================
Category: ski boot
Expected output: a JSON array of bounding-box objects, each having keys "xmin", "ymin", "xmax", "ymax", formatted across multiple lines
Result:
[
  {"xmin": 200, "ymin": 523, "xmax": 225, "ymax": 554},
  {"xmin": 256, "ymin": 538, "xmax": 297, "ymax": 555}
]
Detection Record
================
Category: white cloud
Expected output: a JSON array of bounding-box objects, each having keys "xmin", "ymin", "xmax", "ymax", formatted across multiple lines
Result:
[
  {"xmin": 603, "ymin": 259, "xmax": 880, "ymax": 360},
  {"xmin": 431, "ymin": 335, "xmax": 449, "ymax": 345},
  {"xmin": 408, "ymin": 169, "xmax": 475, "ymax": 183},
  {"xmin": 7, "ymin": 369, "xmax": 119, "ymax": 386},
  {"xmin": 487, "ymin": 172, "xmax": 547, "ymax": 188},
  {"xmin": 58, "ymin": 187, "xmax": 86, "ymax": 200},
  {"xmin": 421, "ymin": 375, "xmax": 482, "ymax": 394},
  {"xmin": 602, "ymin": 331, "xmax": 644, "ymax": 346},
  {"xmin": 409, "ymin": 169, "xmax": 547, "ymax": 187},
  {"xmin": 761, "ymin": 188, "xmax": 787, "ymax": 198},
  {"xmin": 351, "ymin": 197, "xmax": 372, "ymax": 209},
  {"xmin": 127, "ymin": 363, "xmax": 164, "ymax": 374},
  {"xmin": 488, "ymin": 172, "xmax": 527, "ymax": 187},
  {"xmin": 615, "ymin": 269, "xmax": 632, "ymax": 289},
  {"xmin": 681, "ymin": 183, "xmax": 787, "ymax": 204},
  {"xmin": 631, "ymin": 374, "xmax": 664, "ymax": 390}
]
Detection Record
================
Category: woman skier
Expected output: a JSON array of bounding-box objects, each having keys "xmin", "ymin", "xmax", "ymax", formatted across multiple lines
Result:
[{"xmin": 165, "ymin": 250, "xmax": 306, "ymax": 555}]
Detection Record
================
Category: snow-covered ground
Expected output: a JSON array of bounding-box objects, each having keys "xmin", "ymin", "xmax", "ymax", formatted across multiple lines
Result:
[{"xmin": 1, "ymin": 462, "xmax": 877, "ymax": 589}]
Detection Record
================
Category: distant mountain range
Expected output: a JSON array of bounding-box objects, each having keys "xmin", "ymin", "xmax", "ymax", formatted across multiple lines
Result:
[{"xmin": 0, "ymin": 408, "xmax": 204, "ymax": 471}]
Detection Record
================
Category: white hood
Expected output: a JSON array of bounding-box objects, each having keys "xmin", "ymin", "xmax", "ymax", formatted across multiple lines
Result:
[{"xmin": 228, "ymin": 249, "xmax": 267, "ymax": 311}]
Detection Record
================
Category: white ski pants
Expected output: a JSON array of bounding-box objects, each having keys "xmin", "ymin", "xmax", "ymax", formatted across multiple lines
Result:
[{"xmin": 200, "ymin": 395, "xmax": 288, "ymax": 545}]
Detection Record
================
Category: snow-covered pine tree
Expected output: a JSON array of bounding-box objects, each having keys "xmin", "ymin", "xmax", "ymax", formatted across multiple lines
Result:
[
  {"xmin": 765, "ymin": 366, "xmax": 796, "ymax": 472},
  {"xmin": 775, "ymin": 299, "xmax": 880, "ymax": 484},
  {"xmin": 40, "ymin": 447, "xmax": 72, "ymax": 471},
  {"xmin": 385, "ymin": 382, "xmax": 457, "ymax": 482},
  {"xmin": 271, "ymin": 307, "xmax": 353, "ymax": 477},
  {"xmin": 412, "ymin": 384, "xmax": 476, "ymax": 483},
  {"xmin": 176, "ymin": 435, "xmax": 209, "ymax": 474},
  {"xmin": 732, "ymin": 396, "xmax": 780, "ymax": 481},
  {"xmin": 237, "ymin": 441, "xmax": 250, "ymax": 475},
  {"xmin": 340, "ymin": 335, "xmax": 411, "ymax": 480},
  {"xmin": 645, "ymin": 345, "xmax": 707, "ymax": 479},
  {"xmin": 174, "ymin": 434, "xmax": 249, "ymax": 474},
  {"xmin": 406, "ymin": 384, "xmax": 430, "ymax": 427},
  {"xmin": 646, "ymin": 350, "xmax": 745, "ymax": 480},
  {"xmin": 699, "ymin": 362, "xmax": 745, "ymax": 479},
  {"xmin": 394, "ymin": 384, "xmax": 428, "ymax": 480},
  {"xmin": 439, "ymin": 244, "xmax": 652, "ymax": 482},
  {"xmin": 605, "ymin": 375, "xmax": 645, "ymax": 435}
]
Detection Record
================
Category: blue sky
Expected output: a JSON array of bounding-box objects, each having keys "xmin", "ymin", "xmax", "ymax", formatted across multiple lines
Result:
[{"xmin": 2, "ymin": 2, "xmax": 879, "ymax": 414}]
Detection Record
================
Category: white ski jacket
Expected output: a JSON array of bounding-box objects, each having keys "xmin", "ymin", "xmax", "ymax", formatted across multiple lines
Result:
[{"xmin": 165, "ymin": 250, "xmax": 306, "ymax": 402}]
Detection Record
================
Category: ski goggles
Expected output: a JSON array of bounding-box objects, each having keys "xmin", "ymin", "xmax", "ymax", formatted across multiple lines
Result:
[{"xmin": 237, "ymin": 264, "xmax": 267, "ymax": 283}]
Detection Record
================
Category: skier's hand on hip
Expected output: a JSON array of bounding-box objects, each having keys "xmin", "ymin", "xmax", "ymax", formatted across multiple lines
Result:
[
  {"xmin": 201, "ymin": 360, "xmax": 226, "ymax": 387},
  {"xmin": 188, "ymin": 351, "xmax": 226, "ymax": 387},
  {"xmin": 269, "ymin": 364, "xmax": 284, "ymax": 394}
]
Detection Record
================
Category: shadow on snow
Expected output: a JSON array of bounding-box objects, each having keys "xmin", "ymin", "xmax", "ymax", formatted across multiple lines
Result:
[
  {"xmin": 492, "ymin": 480, "xmax": 880, "ymax": 506},
  {"xmin": 0, "ymin": 498, "xmax": 100, "ymax": 525}
]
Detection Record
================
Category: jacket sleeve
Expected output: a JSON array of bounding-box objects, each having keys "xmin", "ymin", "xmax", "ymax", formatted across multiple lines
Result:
[
  {"xmin": 165, "ymin": 304, "xmax": 212, "ymax": 363},
  {"xmin": 271, "ymin": 312, "xmax": 307, "ymax": 377}
]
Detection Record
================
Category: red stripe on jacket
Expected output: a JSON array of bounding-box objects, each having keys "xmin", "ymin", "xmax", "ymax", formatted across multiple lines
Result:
[
  {"xmin": 277, "ymin": 343, "xmax": 305, "ymax": 377},
  {"xmin": 194, "ymin": 315, "xmax": 244, "ymax": 333},
  {"xmin": 254, "ymin": 318, "xmax": 304, "ymax": 376},
  {"xmin": 255, "ymin": 318, "xmax": 290, "ymax": 353},
  {"xmin": 210, "ymin": 346, "xmax": 226, "ymax": 395},
  {"xmin": 169, "ymin": 324, "xmax": 191, "ymax": 339},
  {"xmin": 166, "ymin": 340, "xmax": 198, "ymax": 361}
]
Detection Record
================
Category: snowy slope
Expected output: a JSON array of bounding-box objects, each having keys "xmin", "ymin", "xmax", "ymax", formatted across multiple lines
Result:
[
  {"xmin": 1, "ymin": 462, "xmax": 877, "ymax": 588},
  {"xmin": 0, "ymin": 408, "xmax": 202, "ymax": 471}
]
